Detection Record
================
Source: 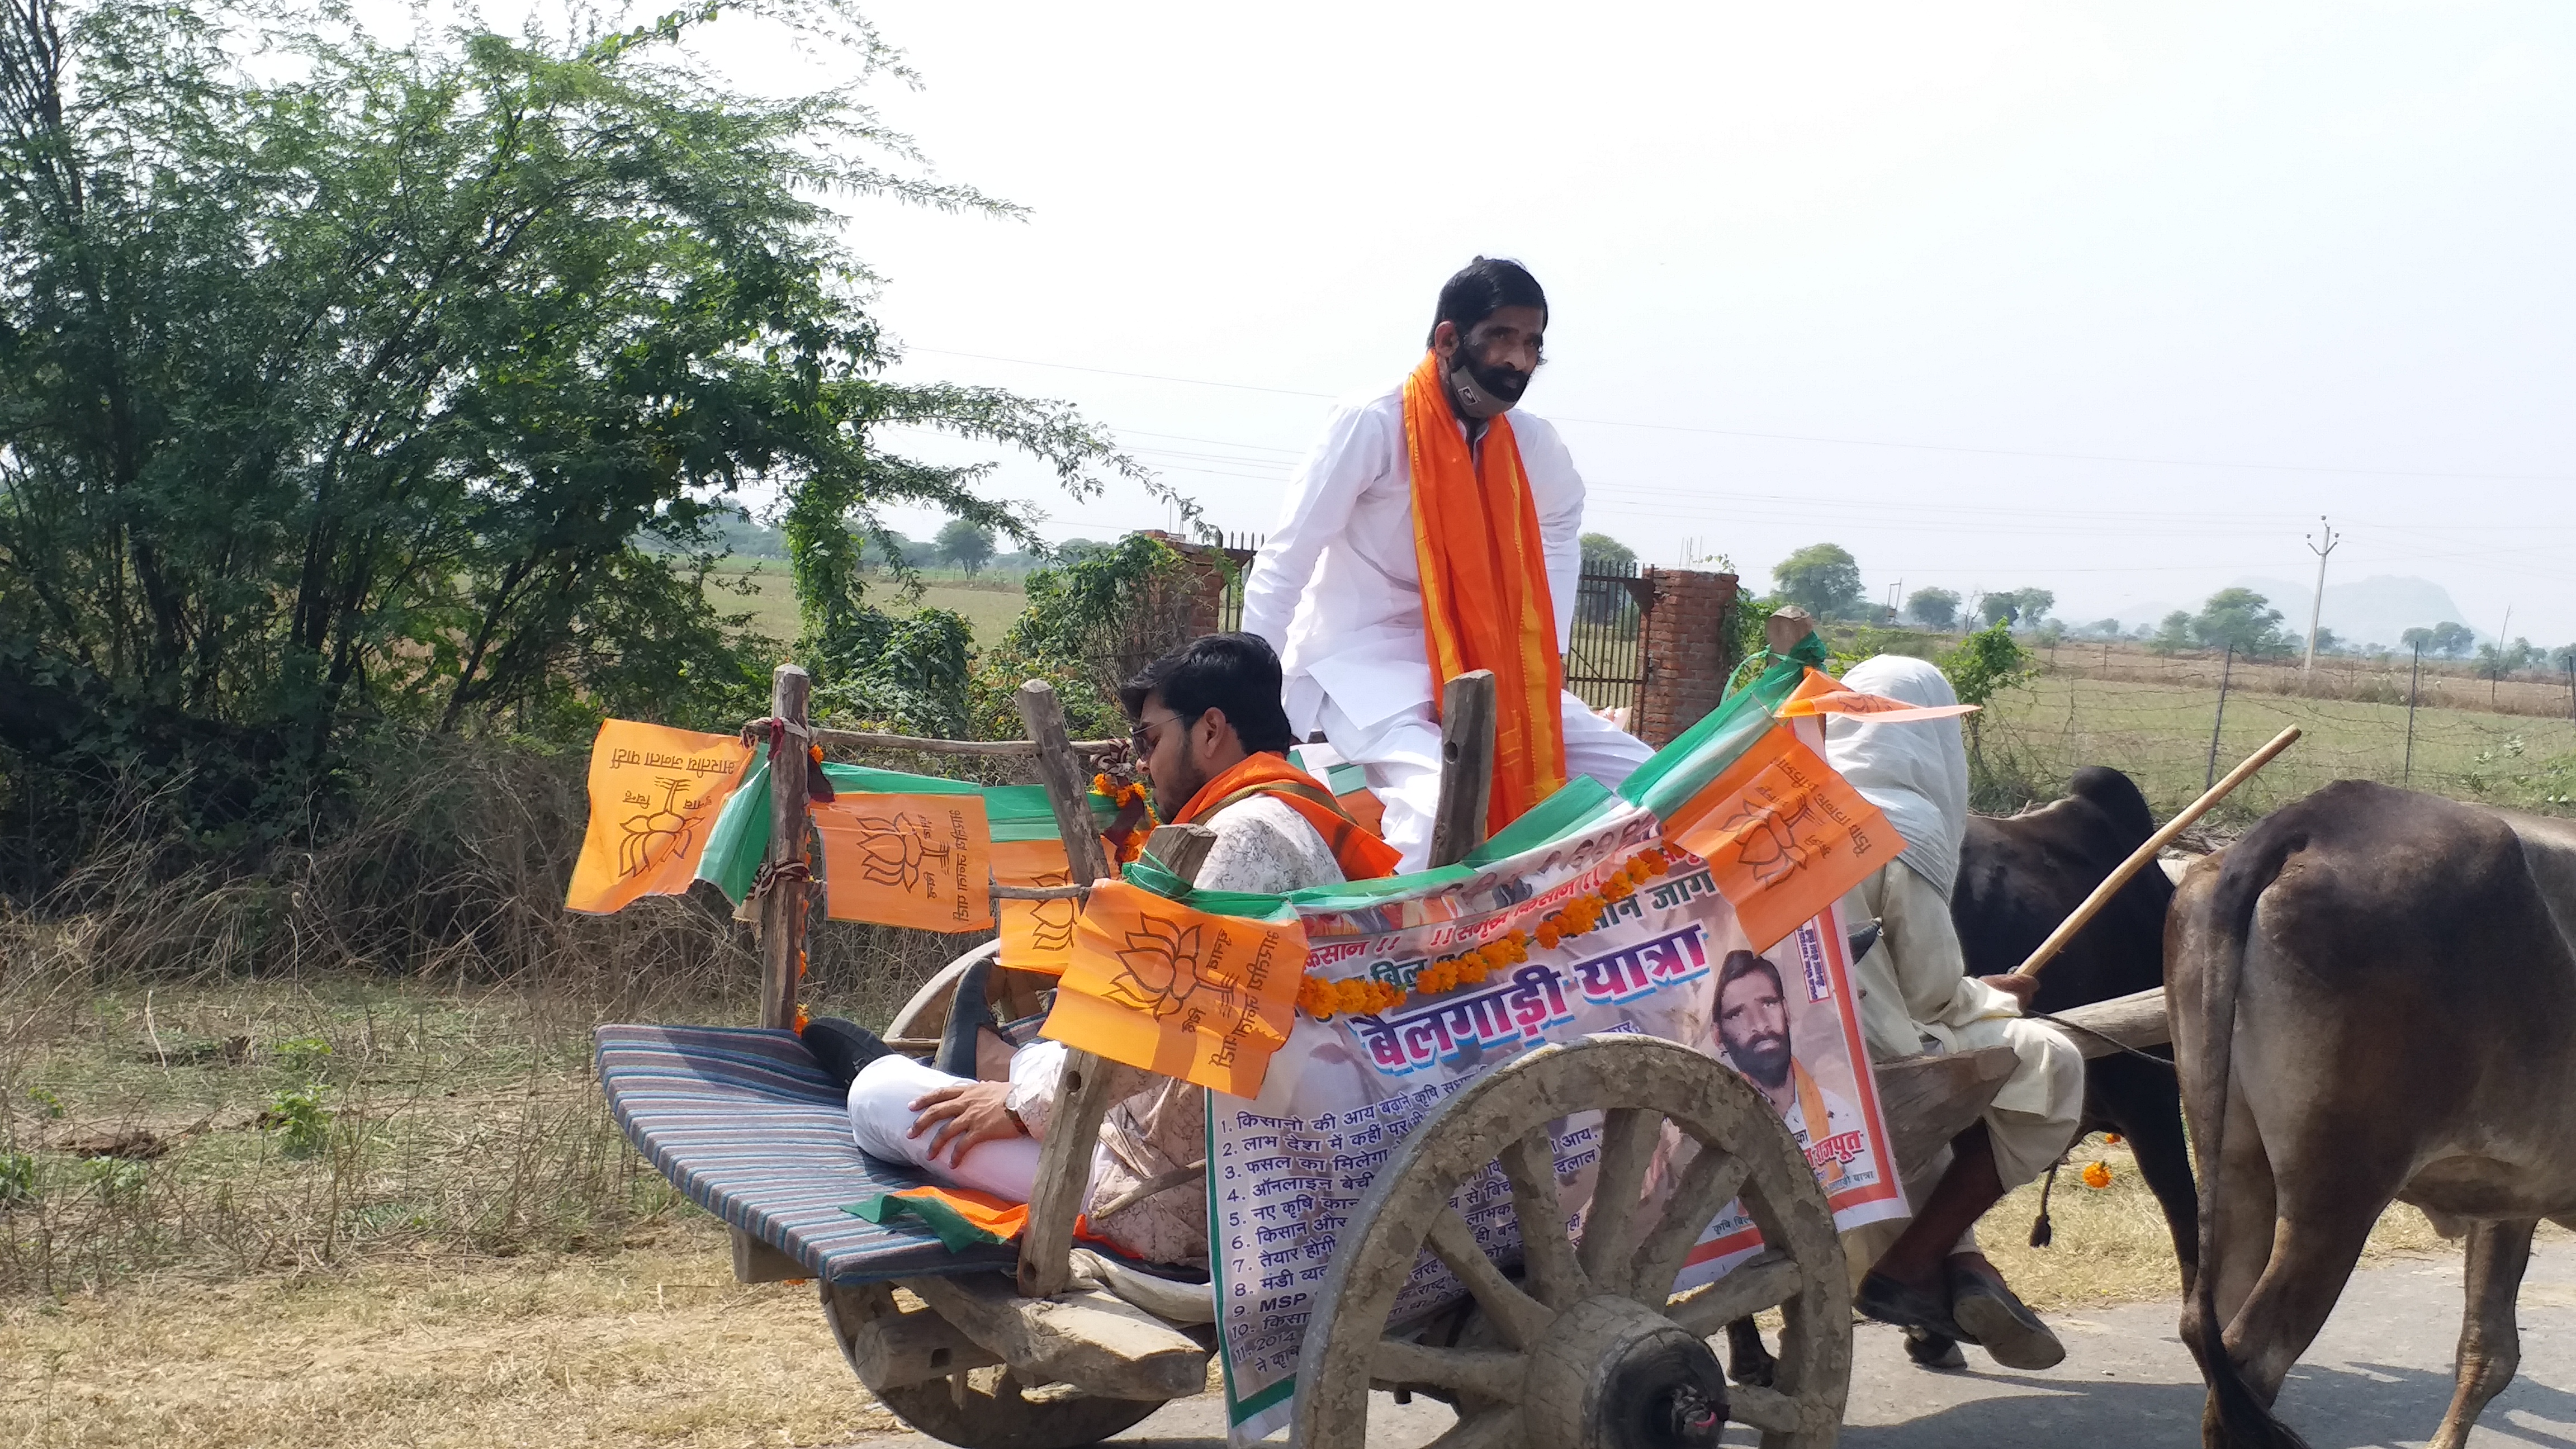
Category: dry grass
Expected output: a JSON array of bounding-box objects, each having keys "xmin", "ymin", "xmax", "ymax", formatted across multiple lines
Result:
[
  {"xmin": 0, "ymin": 1233, "xmax": 904, "ymax": 1449},
  {"xmin": 1976, "ymin": 1136, "xmax": 2495, "ymax": 1315},
  {"xmin": 707, "ymin": 562, "xmax": 1026, "ymax": 646}
]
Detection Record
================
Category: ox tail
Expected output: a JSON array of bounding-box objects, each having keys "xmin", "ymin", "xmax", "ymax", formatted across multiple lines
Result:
[{"xmin": 2188, "ymin": 823, "xmax": 2313, "ymax": 1449}]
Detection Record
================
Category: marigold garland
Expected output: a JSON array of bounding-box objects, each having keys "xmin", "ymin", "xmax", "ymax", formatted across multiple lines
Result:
[
  {"xmin": 1093, "ymin": 771, "xmax": 1159, "ymax": 864},
  {"xmin": 1297, "ymin": 844, "xmax": 1678, "ymax": 1021}
]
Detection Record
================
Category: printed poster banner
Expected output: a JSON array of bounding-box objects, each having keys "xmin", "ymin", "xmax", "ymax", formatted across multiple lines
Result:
[
  {"xmin": 1044, "ymin": 881, "xmax": 1307, "ymax": 1098},
  {"xmin": 813, "ymin": 793, "xmax": 996, "ymax": 934},
  {"xmin": 1205, "ymin": 799, "xmax": 1902, "ymax": 1446},
  {"xmin": 566, "ymin": 722, "xmax": 756, "ymax": 914}
]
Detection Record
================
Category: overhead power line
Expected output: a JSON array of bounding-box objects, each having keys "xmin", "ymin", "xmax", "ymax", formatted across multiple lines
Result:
[{"xmin": 903, "ymin": 345, "xmax": 2576, "ymax": 484}]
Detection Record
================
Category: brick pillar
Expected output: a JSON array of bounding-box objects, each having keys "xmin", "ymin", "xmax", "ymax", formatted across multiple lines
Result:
[
  {"xmin": 1134, "ymin": 531, "xmax": 1230, "ymax": 635},
  {"xmin": 1637, "ymin": 568, "xmax": 1741, "ymax": 747}
]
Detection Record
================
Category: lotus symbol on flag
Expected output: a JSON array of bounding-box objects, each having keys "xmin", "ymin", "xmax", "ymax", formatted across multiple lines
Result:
[
  {"xmin": 847, "ymin": 811, "xmax": 950, "ymax": 893},
  {"xmin": 1721, "ymin": 792, "xmax": 1820, "ymax": 888},
  {"xmin": 1105, "ymin": 913, "xmax": 1204, "ymax": 1019},
  {"xmin": 1030, "ymin": 870, "xmax": 1077, "ymax": 952},
  {"xmin": 618, "ymin": 777, "xmax": 699, "ymax": 878}
]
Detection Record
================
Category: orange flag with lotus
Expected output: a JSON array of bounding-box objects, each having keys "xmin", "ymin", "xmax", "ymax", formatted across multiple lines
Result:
[
  {"xmin": 992, "ymin": 836, "xmax": 1079, "ymax": 976},
  {"xmin": 566, "ymin": 721, "xmax": 756, "ymax": 915},
  {"xmin": 813, "ymin": 794, "xmax": 996, "ymax": 933},
  {"xmin": 1043, "ymin": 880, "xmax": 1306, "ymax": 1097},
  {"xmin": 1661, "ymin": 723, "xmax": 1901, "ymax": 952}
]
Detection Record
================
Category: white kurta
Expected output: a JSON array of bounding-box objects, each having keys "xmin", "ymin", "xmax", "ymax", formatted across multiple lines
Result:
[{"xmin": 1240, "ymin": 380, "xmax": 1650, "ymax": 868}]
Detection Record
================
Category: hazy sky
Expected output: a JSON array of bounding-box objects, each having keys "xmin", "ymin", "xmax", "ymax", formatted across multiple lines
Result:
[{"xmin": 676, "ymin": 4, "xmax": 2574, "ymax": 638}]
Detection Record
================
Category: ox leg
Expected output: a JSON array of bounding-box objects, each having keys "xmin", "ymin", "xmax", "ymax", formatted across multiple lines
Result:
[
  {"xmin": 1722, "ymin": 1315, "xmax": 1777, "ymax": 1388},
  {"xmin": 2091, "ymin": 1053, "xmax": 2199, "ymax": 1294},
  {"xmin": 2429, "ymin": 1217, "xmax": 2536, "ymax": 1449},
  {"xmin": 2182, "ymin": 1086, "xmax": 2276, "ymax": 1374}
]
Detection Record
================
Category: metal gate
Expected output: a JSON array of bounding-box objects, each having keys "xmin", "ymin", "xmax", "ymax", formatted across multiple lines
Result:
[
  {"xmin": 1221, "ymin": 536, "xmax": 1652, "ymax": 717},
  {"xmin": 1566, "ymin": 561, "xmax": 1651, "ymax": 717}
]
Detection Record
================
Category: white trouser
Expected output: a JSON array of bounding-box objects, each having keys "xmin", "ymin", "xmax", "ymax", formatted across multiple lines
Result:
[
  {"xmin": 845, "ymin": 1054, "xmax": 1045, "ymax": 1201},
  {"xmin": 1324, "ymin": 691, "xmax": 1655, "ymax": 872}
]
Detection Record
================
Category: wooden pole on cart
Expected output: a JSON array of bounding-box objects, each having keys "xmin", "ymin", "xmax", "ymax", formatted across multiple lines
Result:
[
  {"xmin": 1428, "ymin": 670, "xmax": 1497, "ymax": 869},
  {"xmin": 1014, "ymin": 680, "xmax": 1127, "ymax": 1298},
  {"xmin": 758, "ymin": 664, "xmax": 811, "ymax": 1031},
  {"xmin": 733, "ymin": 664, "xmax": 815, "ymax": 1284},
  {"xmin": 2011, "ymin": 724, "xmax": 2301, "ymax": 979}
]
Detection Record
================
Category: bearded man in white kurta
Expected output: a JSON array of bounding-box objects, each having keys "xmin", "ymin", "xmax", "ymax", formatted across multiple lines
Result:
[{"xmin": 1241, "ymin": 257, "xmax": 1652, "ymax": 869}]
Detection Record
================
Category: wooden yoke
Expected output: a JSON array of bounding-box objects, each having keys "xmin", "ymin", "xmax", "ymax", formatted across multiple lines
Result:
[{"xmin": 1428, "ymin": 670, "xmax": 1497, "ymax": 869}]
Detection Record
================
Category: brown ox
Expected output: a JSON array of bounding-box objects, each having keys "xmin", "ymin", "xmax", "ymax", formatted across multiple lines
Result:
[{"xmin": 2171, "ymin": 780, "xmax": 2576, "ymax": 1448}]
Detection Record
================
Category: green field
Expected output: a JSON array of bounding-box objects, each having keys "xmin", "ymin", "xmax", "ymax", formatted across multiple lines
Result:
[
  {"xmin": 1979, "ymin": 671, "xmax": 2576, "ymax": 823},
  {"xmin": 702, "ymin": 562, "xmax": 1027, "ymax": 646}
]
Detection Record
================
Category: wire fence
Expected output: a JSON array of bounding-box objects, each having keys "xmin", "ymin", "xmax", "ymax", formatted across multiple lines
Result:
[{"xmin": 1976, "ymin": 670, "xmax": 2576, "ymax": 825}]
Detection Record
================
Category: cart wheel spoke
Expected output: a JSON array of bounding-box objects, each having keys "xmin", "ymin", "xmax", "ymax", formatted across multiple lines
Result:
[
  {"xmin": 1728, "ymin": 1382, "xmax": 1805, "ymax": 1434},
  {"xmin": 1497, "ymin": 1128, "xmax": 1586, "ymax": 1307},
  {"xmin": 1422, "ymin": 1404, "xmax": 1523, "ymax": 1449},
  {"xmin": 1664, "ymin": 1248, "xmax": 1803, "ymax": 1339},
  {"xmin": 1574, "ymin": 1106, "xmax": 1661, "ymax": 1284},
  {"xmin": 1620, "ymin": 1141, "xmax": 1753, "ymax": 1303},
  {"xmin": 1427, "ymin": 1208, "xmax": 1551, "ymax": 1348},
  {"xmin": 1372, "ymin": 1339, "xmax": 1527, "ymax": 1403}
]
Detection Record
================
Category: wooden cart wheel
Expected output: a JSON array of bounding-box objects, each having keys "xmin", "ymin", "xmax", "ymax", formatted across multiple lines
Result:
[
  {"xmin": 1292, "ymin": 1035, "xmax": 1850, "ymax": 1449},
  {"xmin": 821, "ymin": 1280, "xmax": 1168, "ymax": 1449}
]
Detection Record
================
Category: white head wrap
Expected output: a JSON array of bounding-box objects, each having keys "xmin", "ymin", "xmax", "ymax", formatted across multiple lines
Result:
[{"xmin": 1821, "ymin": 655, "xmax": 1970, "ymax": 895}]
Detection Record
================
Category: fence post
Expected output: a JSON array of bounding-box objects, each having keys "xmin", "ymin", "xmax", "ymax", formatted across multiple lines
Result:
[
  {"xmin": 759, "ymin": 664, "xmax": 812, "ymax": 1031},
  {"xmin": 2204, "ymin": 643, "xmax": 2234, "ymax": 792},
  {"xmin": 2565, "ymin": 654, "xmax": 2573, "ymax": 723},
  {"xmin": 2404, "ymin": 644, "xmax": 2421, "ymax": 788}
]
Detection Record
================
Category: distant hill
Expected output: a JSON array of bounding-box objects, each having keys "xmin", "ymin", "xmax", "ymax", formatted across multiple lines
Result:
[{"xmin": 2100, "ymin": 575, "xmax": 2478, "ymax": 651}]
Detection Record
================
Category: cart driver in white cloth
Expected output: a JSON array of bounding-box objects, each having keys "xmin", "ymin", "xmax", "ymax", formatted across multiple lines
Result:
[
  {"xmin": 1827, "ymin": 654, "xmax": 2086, "ymax": 1372},
  {"xmin": 1240, "ymin": 257, "xmax": 1654, "ymax": 868}
]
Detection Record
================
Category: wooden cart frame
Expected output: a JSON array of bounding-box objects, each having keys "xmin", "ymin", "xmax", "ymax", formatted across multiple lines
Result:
[{"xmin": 687, "ymin": 656, "xmax": 2174, "ymax": 1449}]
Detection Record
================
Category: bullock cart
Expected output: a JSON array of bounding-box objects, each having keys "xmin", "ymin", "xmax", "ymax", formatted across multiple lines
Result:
[{"xmin": 595, "ymin": 662, "xmax": 2174, "ymax": 1449}]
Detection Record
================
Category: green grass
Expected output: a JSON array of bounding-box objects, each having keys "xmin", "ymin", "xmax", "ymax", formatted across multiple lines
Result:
[
  {"xmin": 703, "ymin": 561, "xmax": 1027, "ymax": 646},
  {"xmin": 1977, "ymin": 671, "xmax": 2576, "ymax": 822}
]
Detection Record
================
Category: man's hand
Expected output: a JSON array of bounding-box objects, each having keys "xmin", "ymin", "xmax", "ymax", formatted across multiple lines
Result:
[
  {"xmin": 907, "ymin": 1079, "xmax": 1025, "ymax": 1165},
  {"xmin": 1978, "ymin": 973, "xmax": 2042, "ymax": 1011}
]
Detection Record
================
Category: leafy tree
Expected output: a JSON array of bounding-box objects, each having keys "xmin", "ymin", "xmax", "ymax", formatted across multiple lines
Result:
[
  {"xmin": 1977, "ymin": 588, "xmax": 2055, "ymax": 629},
  {"xmin": 2309, "ymin": 627, "xmax": 2341, "ymax": 655},
  {"xmin": 1772, "ymin": 543, "xmax": 1864, "ymax": 621},
  {"xmin": 1904, "ymin": 588, "xmax": 1962, "ymax": 631},
  {"xmin": 1054, "ymin": 537, "xmax": 1113, "ymax": 564},
  {"xmin": 0, "ymin": 0, "xmax": 1170, "ymax": 859},
  {"xmin": 1580, "ymin": 533, "xmax": 1639, "ymax": 573},
  {"xmin": 2432, "ymin": 621, "xmax": 2477, "ymax": 658},
  {"xmin": 2149, "ymin": 611, "xmax": 2196, "ymax": 656},
  {"xmin": 2191, "ymin": 589, "xmax": 2289, "ymax": 656},
  {"xmin": 1940, "ymin": 619, "xmax": 2029, "ymax": 795},
  {"xmin": 936, "ymin": 520, "xmax": 997, "ymax": 576},
  {"xmin": 2080, "ymin": 618, "xmax": 2124, "ymax": 639}
]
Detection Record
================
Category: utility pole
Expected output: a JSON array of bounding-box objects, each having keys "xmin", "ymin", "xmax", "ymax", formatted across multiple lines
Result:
[{"xmin": 2302, "ymin": 515, "xmax": 2340, "ymax": 680}]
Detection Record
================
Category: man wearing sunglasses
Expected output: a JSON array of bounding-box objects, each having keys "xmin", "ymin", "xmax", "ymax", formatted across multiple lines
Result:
[
  {"xmin": 815, "ymin": 633, "xmax": 1391, "ymax": 1265},
  {"xmin": 1242, "ymin": 256, "xmax": 1652, "ymax": 870}
]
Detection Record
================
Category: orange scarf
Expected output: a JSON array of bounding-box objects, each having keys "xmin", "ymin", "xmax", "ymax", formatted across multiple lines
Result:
[
  {"xmin": 1172, "ymin": 753, "xmax": 1401, "ymax": 881},
  {"xmin": 1402, "ymin": 352, "xmax": 1569, "ymax": 834}
]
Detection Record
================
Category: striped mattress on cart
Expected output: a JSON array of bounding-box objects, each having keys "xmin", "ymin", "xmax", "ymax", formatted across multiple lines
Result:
[{"xmin": 595, "ymin": 1024, "xmax": 1016, "ymax": 1283}]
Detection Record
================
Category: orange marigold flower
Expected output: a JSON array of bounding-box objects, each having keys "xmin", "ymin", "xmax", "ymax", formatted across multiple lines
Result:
[
  {"xmin": 1536, "ymin": 926, "xmax": 1561, "ymax": 950},
  {"xmin": 1602, "ymin": 876, "xmax": 1635, "ymax": 902},
  {"xmin": 2081, "ymin": 1161, "xmax": 2114, "ymax": 1190}
]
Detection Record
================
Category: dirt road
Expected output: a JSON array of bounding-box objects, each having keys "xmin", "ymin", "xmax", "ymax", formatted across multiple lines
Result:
[{"xmin": 844, "ymin": 1239, "xmax": 2576, "ymax": 1447}]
